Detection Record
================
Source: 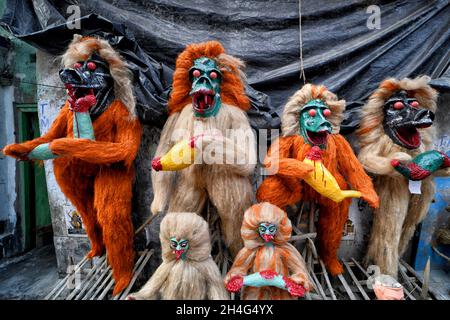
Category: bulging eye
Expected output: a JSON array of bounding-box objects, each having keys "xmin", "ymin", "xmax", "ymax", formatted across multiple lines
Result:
[
  {"xmin": 323, "ymin": 109, "xmax": 331, "ymax": 117},
  {"xmin": 192, "ymin": 69, "xmax": 201, "ymax": 78},
  {"xmin": 269, "ymin": 227, "xmax": 276, "ymax": 233},
  {"xmin": 393, "ymin": 101, "xmax": 404, "ymax": 110},
  {"xmin": 73, "ymin": 62, "xmax": 82, "ymax": 69},
  {"xmin": 181, "ymin": 242, "xmax": 187, "ymax": 247},
  {"xmin": 210, "ymin": 71, "xmax": 218, "ymax": 79},
  {"xmin": 410, "ymin": 101, "xmax": 419, "ymax": 108},
  {"xmin": 87, "ymin": 62, "xmax": 96, "ymax": 71},
  {"xmin": 308, "ymin": 109, "xmax": 316, "ymax": 117},
  {"xmin": 170, "ymin": 241, "xmax": 177, "ymax": 247}
]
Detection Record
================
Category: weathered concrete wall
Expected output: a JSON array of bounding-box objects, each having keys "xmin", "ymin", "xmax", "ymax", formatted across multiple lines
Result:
[
  {"xmin": 0, "ymin": 0, "xmax": 39, "ymax": 257},
  {"xmin": 0, "ymin": 85, "xmax": 17, "ymax": 258}
]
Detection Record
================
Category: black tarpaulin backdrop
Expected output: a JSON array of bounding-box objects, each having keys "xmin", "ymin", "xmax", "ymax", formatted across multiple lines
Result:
[{"xmin": 2, "ymin": 0, "xmax": 449, "ymax": 132}]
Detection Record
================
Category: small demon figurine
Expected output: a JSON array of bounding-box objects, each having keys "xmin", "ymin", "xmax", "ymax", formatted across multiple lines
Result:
[
  {"xmin": 127, "ymin": 212, "xmax": 229, "ymax": 300},
  {"xmin": 256, "ymin": 84, "xmax": 379, "ymax": 276},
  {"xmin": 357, "ymin": 76, "xmax": 449, "ymax": 277},
  {"xmin": 225, "ymin": 202, "xmax": 312, "ymax": 300},
  {"xmin": 150, "ymin": 41, "xmax": 256, "ymax": 256},
  {"xmin": 3, "ymin": 35, "xmax": 142, "ymax": 295}
]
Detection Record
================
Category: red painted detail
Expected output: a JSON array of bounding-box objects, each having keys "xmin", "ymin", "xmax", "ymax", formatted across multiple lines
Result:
[
  {"xmin": 323, "ymin": 109, "xmax": 331, "ymax": 117},
  {"xmin": 440, "ymin": 152, "xmax": 450, "ymax": 168},
  {"xmin": 192, "ymin": 69, "xmax": 201, "ymax": 78},
  {"xmin": 410, "ymin": 101, "xmax": 419, "ymax": 108},
  {"xmin": 306, "ymin": 146, "xmax": 323, "ymax": 160},
  {"xmin": 226, "ymin": 275, "xmax": 244, "ymax": 293},
  {"xmin": 393, "ymin": 101, "xmax": 404, "ymax": 110},
  {"xmin": 283, "ymin": 276, "xmax": 306, "ymax": 297},
  {"xmin": 408, "ymin": 162, "xmax": 430, "ymax": 180},
  {"xmin": 390, "ymin": 159, "xmax": 400, "ymax": 167},
  {"xmin": 262, "ymin": 234, "xmax": 274, "ymax": 242},
  {"xmin": 308, "ymin": 109, "xmax": 316, "ymax": 117},
  {"xmin": 152, "ymin": 157, "xmax": 162, "ymax": 171},
  {"xmin": 73, "ymin": 62, "xmax": 82, "ymax": 69},
  {"xmin": 210, "ymin": 71, "xmax": 218, "ymax": 79},
  {"xmin": 173, "ymin": 249, "xmax": 184, "ymax": 260},
  {"xmin": 87, "ymin": 62, "xmax": 97, "ymax": 71},
  {"xmin": 260, "ymin": 270, "xmax": 278, "ymax": 279},
  {"xmin": 73, "ymin": 94, "xmax": 97, "ymax": 112}
]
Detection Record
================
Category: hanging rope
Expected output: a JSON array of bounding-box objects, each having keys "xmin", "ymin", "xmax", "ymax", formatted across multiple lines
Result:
[
  {"xmin": 298, "ymin": 0, "xmax": 306, "ymax": 84},
  {"xmin": 0, "ymin": 76, "xmax": 66, "ymax": 89}
]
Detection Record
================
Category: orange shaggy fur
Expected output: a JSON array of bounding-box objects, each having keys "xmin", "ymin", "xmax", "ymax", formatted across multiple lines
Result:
[
  {"xmin": 256, "ymin": 84, "xmax": 379, "ymax": 276},
  {"xmin": 168, "ymin": 41, "xmax": 250, "ymax": 114},
  {"xmin": 225, "ymin": 202, "xmax": 312, "ymax": 300},
  {"xmin": 3, "ymin": 36, "xmax": 142, "ymax": 295}
]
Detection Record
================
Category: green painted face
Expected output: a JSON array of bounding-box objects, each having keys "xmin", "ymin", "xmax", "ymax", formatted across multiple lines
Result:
[
  {"xmin": 299, "ymin": 99, "xmax": 333, "ymax": 148},
  {"xmin": 169, "ymin": 237, "xmax": 189, "ymax": 260},
  {"xmin": 258, "ymin": 222, "xmax": 277, "ymax": 243},
  {"xmin": 189, "ymin": 57, "xmax": 222, "ymax": 118}
]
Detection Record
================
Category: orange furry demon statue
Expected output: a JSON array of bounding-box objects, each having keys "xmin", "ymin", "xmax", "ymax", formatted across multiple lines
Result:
[
  {"xmin": 3, "ymin": 35, "xmax": 142, "ymax": 295},
  {"xmin": 150, "ymin": 41, "xmax": 256, "ymax": 256},
  {"xmin": 256, "ymin": 84, "xmax": 379, "ymax": 276},
  {"xmin": 357, "ymin": 76, "xmax": 449, "ymax": 277},
  {"xmin": 225, "ymin": 202, "xmax": 312, "ymax": 300}
]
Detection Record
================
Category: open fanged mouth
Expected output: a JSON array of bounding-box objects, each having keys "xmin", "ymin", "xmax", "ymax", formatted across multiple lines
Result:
[
  {"xmin": 306, "ymin": 130, "xmax": 329, "ymax": 146},
  {"xmin": 393, "ymin": 123, "xmax": 430, "ymax": 149},
  {"xmin": 192, "ymin": 89, "xmax": 215, "ymax": 114},
  {"xmin": 65, "ymin": 84, "xmax": 97, "ymax": 111},
  {"xmin": 66, "ymin": 85, "xmax": 95, "ymax": 100}
]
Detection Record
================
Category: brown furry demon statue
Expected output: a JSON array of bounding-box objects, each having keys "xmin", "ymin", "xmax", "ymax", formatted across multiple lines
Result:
[
  {"xmin": 3, "ymin": 35, "xmax": 142, "ymax": 295},
  {"xmin": 357, "ymin": 76, "xmax": 449, "ymax": 277},
  {"xmin": 150, "ymin": 41, "xmax": 256, "ymax": 256},
  {"xmin": 256, "ymin": 84, "xmax": 379, "ymax": 276}
]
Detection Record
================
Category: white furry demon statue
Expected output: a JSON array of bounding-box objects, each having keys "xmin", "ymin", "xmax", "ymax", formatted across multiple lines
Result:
[
  {"xmin": 150, "ymin": 41, "xmax": 256, "ymax": 256},
  {"xmin": 357, "ymin": 76, "xmax": 450, "ymax": 276}
]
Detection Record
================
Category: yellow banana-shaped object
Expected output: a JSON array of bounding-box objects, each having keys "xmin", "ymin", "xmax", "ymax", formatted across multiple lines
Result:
[
  {"xmin": 303, "ymin": 146, "xmax": 361, "ymax": 202},
  {"xmin": 152, "ymin": 137, "xmax": 197, "ymax": 171}
]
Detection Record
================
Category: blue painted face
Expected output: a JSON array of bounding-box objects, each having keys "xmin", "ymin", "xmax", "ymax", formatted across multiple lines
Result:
[
  {"xmin": 258, "ymin": 222, "xmax": 277, "ymax": 243},
  {"xmin": 299, "ymin": 99, "xmax": 332, "ymax": 148},
  {"xmin": 169, "ymin": 237, "xmax": 189, "ymax": 260},
  {"xmin": 189, "ymin": 57, "xmax": 222, "ymax": 118}
]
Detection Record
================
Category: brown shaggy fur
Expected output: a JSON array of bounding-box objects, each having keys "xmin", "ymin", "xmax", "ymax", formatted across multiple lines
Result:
[
  {"xmin": 357, "ymin": 76, "xmax": 446, "ymax": 277},
  {"xmin": 225, "ymin": 203, "xmax": 312, "ymax": 300},
  {"xmin": 128, "ymin": 212, "xmax": 229, "ymax": 300},
  {"xmin": 2, "ymin": 35, "xmax": 142, "ymax": 295},
  {"xmin": 257, "ymin": 84, "xmax": 379, "ymax": 276},
  {"xmin": 151, "ymin": 41, "xmax": 256, "ymax": 257}
]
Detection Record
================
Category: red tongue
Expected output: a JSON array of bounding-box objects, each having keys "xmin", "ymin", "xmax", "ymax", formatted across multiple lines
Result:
[
  {"xmin": 74, "ymin": 94, "xmax": 97, "ymax": 112},
  {"xmin": 174, "ymin": 249, "xmax": 184, "ymax": 260},
  {"xmin": 198, "ymin": 97, "xmax": 205, "ymax": 111},
  {"xmin": 262, "ymin": 234, "xmax": 274, "ymax": 242}
]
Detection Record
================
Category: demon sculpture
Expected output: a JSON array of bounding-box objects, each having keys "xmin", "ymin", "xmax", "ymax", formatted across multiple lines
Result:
[
  {"xmin": 357, "ymin": 76, "xmax": 449, "ymax": 276},
  {"xmin": 256, "ymin": 84, "xmax": 379, "ymax": 276},
  {"xmin": 3, "ymin": 35, "xmax": 142, "ymax": 295},
  {"xmin": 127, "ymin": 212, "xmax": 229, "ymax": 300},
  {"xmin": 150, "ymin": 41, "xmax": 256, "ymax": 256},
  {"xmin": 225, "ymin": 202, "xmax": 312, "ymax": 300}
]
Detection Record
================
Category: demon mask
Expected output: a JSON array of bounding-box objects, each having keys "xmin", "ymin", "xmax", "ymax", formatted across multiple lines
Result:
[
  {"xmin": 383, "ymin": 90, "xmax": 434, "ymax": 150},
  {"xmin": 59, "ymin": 53, "xmax": 115, "ymax": 118},
  {"xmin": 258, "ymin": 222, "xmax": 277, "ymax": 243},
  {"xmin": 189, "ymin": 57, "xmax": 222, "ymax": 118},
  {"xmin": 299, "ymin": 99, "xmax": 332, "ymax": 148},
  {"xmin": 170, "ymin": 237, "xmax": 189, "ymax": 260}
]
